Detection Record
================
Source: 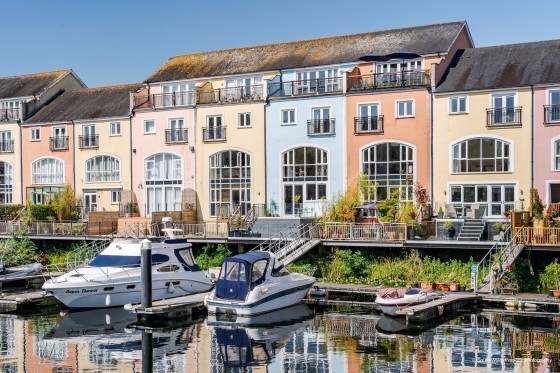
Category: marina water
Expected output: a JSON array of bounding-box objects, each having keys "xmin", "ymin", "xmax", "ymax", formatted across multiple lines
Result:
[{"xmin": 0, "ymin": 305, "xmax": 558, "ymax": 372}]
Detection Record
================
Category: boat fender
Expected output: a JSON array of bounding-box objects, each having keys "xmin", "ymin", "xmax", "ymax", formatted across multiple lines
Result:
[
  {"xmin": 261, "ymin": 288, "xmax": 268, "ymax": 294},
  {"xmin": 168, "ymin": 282, "xmax": 175, "ymax": 294},
  {"xmin": 105, "ymin": 313, "xmax": 111, "ymax": 325},
  {"xmin": 105, "ymin": 294, "xmax": 111, "ymax": 307}
]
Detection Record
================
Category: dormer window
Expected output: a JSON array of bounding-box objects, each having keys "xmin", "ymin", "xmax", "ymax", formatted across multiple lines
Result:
[
  {"xmin": 161, "ymin": 83, "xmax": 194, "ymax": 107},
  {"xmin": 224, "ymin": 76, "xmax": 263, "ymax": 100},
  {"xmin": 296, "ymin": 69, "xmax": 340, "ymax": 94},
  {"xmin": 0, "ymin": 100, "xmax": 21, "ymax": 121}
]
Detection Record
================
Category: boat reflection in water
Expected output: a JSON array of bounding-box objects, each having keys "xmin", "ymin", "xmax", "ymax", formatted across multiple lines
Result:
[{"xmin": 206, "ymin": 303, "xmax": 314, "ymax": 367}]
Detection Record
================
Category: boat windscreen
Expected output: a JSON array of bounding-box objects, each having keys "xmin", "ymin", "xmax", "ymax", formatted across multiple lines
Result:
[{"xmin": 89, "ymin": 255, "xmax": 141, "ymax": 267}]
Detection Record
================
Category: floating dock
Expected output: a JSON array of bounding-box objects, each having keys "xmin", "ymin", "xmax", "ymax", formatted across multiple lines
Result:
[
  {"xmin": 0, "ymin": 289, "xmax": 60, "ymax": 312},
  {"xmin": 127, "ymin": 292, "xmax": 210, "ymax": 322}
]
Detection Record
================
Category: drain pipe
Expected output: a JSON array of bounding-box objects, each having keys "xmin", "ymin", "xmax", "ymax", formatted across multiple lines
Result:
[{"xmin": 531, "ymin": 84, "xmax": 535, "ymax": 189}]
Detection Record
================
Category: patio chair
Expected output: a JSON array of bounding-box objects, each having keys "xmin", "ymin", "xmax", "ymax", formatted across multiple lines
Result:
[
  {"xmin": 465, "ymin": 203, "xmax": 481, "ymax": 219},
  {"xmin": 444, "ymin": 204, "xmax": 457, "ymax": 219}
]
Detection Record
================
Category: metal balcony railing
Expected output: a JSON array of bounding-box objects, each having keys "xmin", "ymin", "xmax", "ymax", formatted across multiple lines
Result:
[
  {"xmin": 0, "ymin": 140, "xmax": 14, "ymax": 153},
  {"xmin": 544, "ymin": 105, "xmax": 560, "ymax": 124},
  {"xmin": 354, "ymin": 116, "xmax": 384, "ymax": 134},
  {"xmin": 347, "ymin": 70, "xmax": 430, "ymax": 91},
  {"xmin": 50, "ymin": 136, "xmax": 69, "ymax": 151},
  {"xmin": 133, "ymin": 91, "xmax": 195, "ymax": 109},
  {"xmin": 307, "ymin": 119, "xmax": 335, "ymax": 136},
  {"xmin": 197, "ymin": 85, "xmax": 263, "ymax": 105},
  {"xmin": 268, "ymin": 77, "xmax": 343, "ymax": 97},
  {"xmin": 486, "ymin": 107, "xmax": 522, "ymax": 127},
  {"xmin": 165, "ymin": 129, "xmax": 188, "ymax": 144},
  {"xmin": 79, "ymin": 134, "xmax": 99, "ymax": 149},
  {"xmin": 0, "ymin": 108, "xmax": 20, "ymax": 121},
  {"xmin": 202, "ymin": 126, "xmax": 226, "ymax": 142}
]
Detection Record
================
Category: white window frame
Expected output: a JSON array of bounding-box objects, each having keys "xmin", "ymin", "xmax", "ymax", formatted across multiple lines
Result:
[
  {"xmin": 110, "ymin": 122, "xmax": 121, "ymax": 136},
  {"xmin": 450, "ymin": 135, "xmax": 513, "ymax": 174},
  {"xmin": 238, "ymin": 112, "xmax": 251, "ymax": 128},
  {"xmin": 281, "ymin": 108, "xmax": 296, "ymax": 125},
  {"xmin": 30, "ymin": 128, "xmax": 41, "ymax": 141},
  {"xmin": 32, "ymin": 157, "xmax": 64, "ymax": 184},
  {"xmin": 552, "ymin": 135, "xmax": 560, "ymax": 171},
  {"xmin": 449, "ymin": 95, "xmax": 468, "ymax": 114},
  {"xmin": 111, "ymin": 190, "xmax": 121, "ymax": 204},
  {"xmin": 85, "ymin": 155, "xmax": 121, "ymax": 183},
  {"xmin": 144, "ymin": 119, "xmax": 156, "ymax": 134},
  {"xmin": 396, "ymin": 99, "xmax": 415, "ymax": 118}
]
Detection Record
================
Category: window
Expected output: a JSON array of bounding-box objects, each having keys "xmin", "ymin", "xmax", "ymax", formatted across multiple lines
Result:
[
  {"xmin": 308, "ymin": 107, "xmax": 333, "ymax": 135},
  {"xmin": 85, "ymin": 155, "xmax": 120, "ymax": 182},
  {"xmin": 396, "ymin": 100, "xmax": 414, "ymax": 118},
  {"xmin": 356, "ymin": 103, "xmax": 382, "ymax": 132},
  {"xmin": 167, "ymin": 118, "xmax": 186, "ymax": 143},
  {"xmin": 452, "ymin": 137, "xmax": 511, "ymax": 173},
  {"xmin": 145, "ymin": 153, "xmax": 182, "ymax": 215},
  {"xmin": 362, "ymin": 142, "xmax": 414, "ymax": 202},
  {"xmin": 281, "ymin": 109, "xmax": 296, "ymax": 125},
  {"xmin": 449, "ymin": 96, "xmax": 468, "ymax": 114},
  {"xmin": 297, "ymin": 69, "xmax": 340, "ymax": 94},
  {"xmin": 450, "ymin": 184, "xmax": 515, "ymax": 217},
  {"xmin": 238, "ymin": 113, "xmax": 251, "ymax": 128},
  {"xmin": 555, "ymin": 139, "xmax": 560, "ymax": 170},
  {"xmin": 144, "ymin": 120, "xmax": 155, "ymax": 134},
  {"xmin": 209, "ymin": 150, "xmax": 252, "ymax": 217},
  {"xmin": 546, "ymin": 91, "xmax": 560, "ymax": 123},
  {"xmin": 81, "ymin": 124, "xmax": 97, "ymax": 148},
  {"xmin": 0, "ymin": 131, "xmax": 12, "ymax": 152},
  {"xmin": 161, "ymin": 83, "xmax": 194, "ymax": 107},
  {"xmin": 110, "ymin": 122, "xmax": 121, "ymax": 136},
  {"xmin": 282, "ymin": 147, "xmax": 328, "ymax": 215},
  {"xmin": 204, "ymin": 115, "xmax": 224, "ymax": 141},
  {"xmin": 225, "ymin": 76, "xmax": 263, "ymax": 100},
  {"xmin": 0, "ymin": 161, "xmax": 13, "ymax": 204},
  {"xmin": 0, "ymin": 100, "xmax": 20, "ymax": 120},
  {"xmin": 30, "ymin": 128, "xmax": 41, "ymax": 141},
  {"xmin": 111, "ymin": 190, "xmax": 121, "ymax": 204},
  {"xmin": 52, "ymin": 126, "xmax": 67, "ymax": 150},
  {"xmin": 32, "ymin": 158, "xmax": 64, "ymax": 184},
  {"xmin": 488, "ymin": 93, "xmax": 519, "ymax": 125}
]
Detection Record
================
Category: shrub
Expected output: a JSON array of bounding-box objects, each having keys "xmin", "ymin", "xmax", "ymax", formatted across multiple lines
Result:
[
  {"xmin": 0, "ymin": 232, "xmax": 39, "ymax": 266},
  {"xmin": 28, "ymin": 204, "xmax": 56, "ymax": 221},
  {"xmin": 51, "ymin": 186, "xmax": 81, "ymax": 221},
  {"xmin": 195, "ymin": 244, "xmax": 232, "ymax": 270},
  {"xmin": 540, "ymin": 259, "xmax": 560, "ymax": 290}
]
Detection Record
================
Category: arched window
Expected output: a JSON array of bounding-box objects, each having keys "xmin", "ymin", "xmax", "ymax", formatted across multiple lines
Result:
[
  {"xmin": 0, "ymin": 161, "xmax": 12, "ymax": 204},
  {"xmin": 209, "ymin": 150, "xmax": 251, "ymax": 216},
  {"xmin": 362, "ymin": 142, "xmax": 414, "ymax": 201},
  {"xmin": 555, "ymin": 139, "xmax": 560, "ymax": 170},
  {"xmin": 85, "ymin": 155, "xmax": 120, "ymax": 182},
  {"xmin": 144, "ymin": 153, "xmax": 182, "ymax": 215},
  {"xmin": 32, "ymin": 158, "xmax": 64, "ymax": 184},
  {"xmin": 282, "ymin": 147, "xmax": 328, "ymax": 215},
  {"xmin": 452, "ymin": 138, "xmax": 510, "ymax": 173}
]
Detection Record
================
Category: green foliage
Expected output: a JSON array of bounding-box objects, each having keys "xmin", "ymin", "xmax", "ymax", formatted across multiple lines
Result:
[
  {"xmin": 531, "ymin": 188, "xmax": 544, "ymax": 220},
  {"xmin": 319, "ymin": 249, "xmax": 475, "ymax": 286},
  {"xmin": 0, "ymin": 204, "xmax": 24, "ymax": 220},
  {"xmin": 399, "ymin": 203, "xmax": 415, "ymax": 223},
  {"xmin": 512, "ymin": 258, "xmax": 538, "ymax": 292},
  {"xmin": 319, "ymin": 175, "xmax": 378, "ymax": 223},
  {"xmin": 29, "ymin": 204, "xmax": 56, "ymax": 221},
  {"xmin": 195, "ymin": 244, "xmax": 232, "ymax": 270},
  {"xmin": 493, "ymin": 221, "xmax": 509, "ymax": 231},
  {"xmin": 0, "ymin": 232, "xmax": 39, "ymax": 266},
  {"xmin": 443, "ymin": 221, "xmax": 454, "ymax": 229},
  {"xmin": 376, "ymin": 190, "xmax": 402, "ymax": 222},
  {"xmin": 51, "ymin": 186, "xmax": 81, "ymax": 221},
  {"xmin": 539, "ymin": 258, "xmax": 560, "ymax": 290}
]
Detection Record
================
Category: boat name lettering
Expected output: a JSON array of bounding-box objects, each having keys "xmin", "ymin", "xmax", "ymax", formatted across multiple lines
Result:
[{"xmin": 65, "ymin": 289, "xmax": 98, "ymax": 294}]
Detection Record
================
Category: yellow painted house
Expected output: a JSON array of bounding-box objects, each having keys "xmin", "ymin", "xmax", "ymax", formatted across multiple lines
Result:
[{"xmin": 434, "ymin": 46, "xmax": 535, "ymax": 219}]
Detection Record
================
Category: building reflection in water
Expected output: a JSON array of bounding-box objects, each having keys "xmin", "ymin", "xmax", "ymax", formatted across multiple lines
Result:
[{"xmin": 0, "ymin": 307, "xmax": 558, "ymax": 372}]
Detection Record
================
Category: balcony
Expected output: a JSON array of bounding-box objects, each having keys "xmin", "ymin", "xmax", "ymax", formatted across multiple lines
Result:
[
  {"xmin": 268, "ymin": 77, "xmax": 343, "ymax": 97},
  {"xmin": 307, "ymin": 119, "xmax": 335, "ymax": 136},
  {"xmin": 0, "ymin": 140, "xmax": 14, "ymax": 153},
  {"xmin": 0, "ymin": 108, "xmax": 20, "ymax": 122},
  {"xmin": 133, "ymin": 91, "xmax": 195, "ymax": 109},
  {"xmin": 203, "ymin": 126, "xmax": 226, "ymax": 142},
  {"xmin": 347, "ymin": 70, "xmax": 430, "ymax": 91},
  {"xmin": 486, "ymin": 107, "xmax": 522, "ymax": 127},
  {"xmin": 354, "ymin": 116, "xmax": 384, "ymax": 134},
  {"xmin": 197, "ymin": 85, "xmax": 263, "ymax": 105},
  {"xmin": 50, "ymin": 136, "xmax": 69, "ymax": 151},
  {"xmin": 79, "ymin": 135, "xmax": 99, "ymax": 149},
  {"xmin": 165, "ymin": 129, "xmax": 188, "ymax": 144},
  {"xmin": 544, "ymin": 105, "xmax": 560, "ymax": 124}
]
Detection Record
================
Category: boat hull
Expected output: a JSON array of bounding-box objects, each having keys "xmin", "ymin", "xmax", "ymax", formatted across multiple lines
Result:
[
  {"xmin": 43, "ymin": 274, "xmax": 213, "ymax": 308},
  {"xmin": 206, "ymin": 278, "xmax": 314, "ymax": 316}
]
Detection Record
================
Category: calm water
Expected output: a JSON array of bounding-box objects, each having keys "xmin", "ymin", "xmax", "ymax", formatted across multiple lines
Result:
[{"xmin": 0, "ymin": 304, "xmax": 559, "ymax": 372}]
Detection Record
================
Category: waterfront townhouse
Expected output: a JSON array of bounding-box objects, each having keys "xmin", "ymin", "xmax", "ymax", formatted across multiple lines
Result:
[
  {"xmin": 265, "ymin": 22, "xmax": 470, "ymax": 217},
  {"xmin": 23, "ymin": 84, "xmax": 138, "ymax": 214},
  {"xmin": 345, "ymin": 22, "xmax": 472, "ymax": 205},
  {"xmin": 433, "ymin": 43, "xmax": 543, "ymax": 219},
  {"xmin": 531, "ymin": 40, "xmax": 560, "ymax": 206},
  {"xmin": 0, "ymin": 70, "xmax": 85, "ymax": 204},
  {"xmin": 134, "ymin": 51, "xmax": 275, "ymax": 221}
]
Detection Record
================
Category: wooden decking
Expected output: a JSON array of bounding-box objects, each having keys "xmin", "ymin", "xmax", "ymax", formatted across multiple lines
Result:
[{"xmin": 127, "ymin": 292, "xmax": 210, "ymax": 321}]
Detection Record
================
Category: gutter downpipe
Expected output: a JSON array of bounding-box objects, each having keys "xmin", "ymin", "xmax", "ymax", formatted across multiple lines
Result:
[
  {"xmin": 263, "ymin": 79, "xmax": 269, "ymax": 207},
  {"xmin": 430, "ymin": 63, "xmax": 436, "ymax": 217},
  {"xmin": 71, "ymin": 120, "xmax": 76, "ymax": 197},
  {"xmin": 129, "ymin": 111, "xmax": 134, "ymax": 210},
  {"xmin": 531, "ymin": 84, "xmax": 535, "ymax": 190},
  {"xmin": 19, "ymin": 119, "xmax": 23, "ymax": 204}
]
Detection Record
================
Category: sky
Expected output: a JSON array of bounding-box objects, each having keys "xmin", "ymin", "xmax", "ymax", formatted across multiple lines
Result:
[{"xmin": 2, "ymin": 0, "xmax": 560, "ymax": 88}]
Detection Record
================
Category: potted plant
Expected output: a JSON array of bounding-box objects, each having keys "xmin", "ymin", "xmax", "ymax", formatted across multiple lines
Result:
[
  {"xmin": 438, "ymin": 206, "xmax": 444, "ymax": 219},
  {"xmin": 294, "ymin": 194, "xmax": 302, "ymax": 216},
  {"xmin": 443, "ymin": 220, "xmax": 456, "ymax": 239},
  {"xmin": 540, "ymin": 259, "xmax": 560, "ymax": 298}
]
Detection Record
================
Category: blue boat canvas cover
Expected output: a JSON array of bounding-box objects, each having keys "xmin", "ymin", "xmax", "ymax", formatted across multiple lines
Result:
[{"xmin": 215, "ymin": 252, "xmax": 270, "ymax": 301}]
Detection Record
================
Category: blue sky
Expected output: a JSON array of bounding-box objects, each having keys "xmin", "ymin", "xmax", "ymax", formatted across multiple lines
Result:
[{"xmin": 2, "ymin": 0, "xmax": 560, "ymax": 87}]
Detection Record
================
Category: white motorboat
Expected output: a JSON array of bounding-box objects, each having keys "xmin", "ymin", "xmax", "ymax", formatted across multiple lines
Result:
[
  {"xmin": 205, "ymin": 251, "xmax": 315, "ymax": 316},
  {"xmin": 375, "ymin": 287, "xmax": 439, "ymax": 316},
  {"xmin": 42, "ymin": 229, "xmax": 213, "ymax": 309}
]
